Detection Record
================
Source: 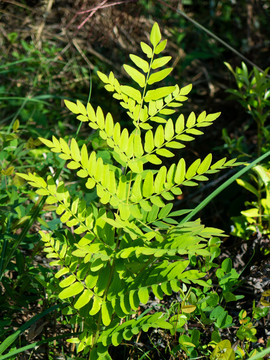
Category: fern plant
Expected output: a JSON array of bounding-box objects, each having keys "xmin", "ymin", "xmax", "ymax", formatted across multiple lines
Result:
[{"xmin": 18, "ymin": 23, "xmax": 238, "ymax": 359}]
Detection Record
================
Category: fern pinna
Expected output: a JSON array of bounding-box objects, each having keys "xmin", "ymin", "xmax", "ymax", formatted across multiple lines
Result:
[{"xmin": 18, "ymin": 23, "xmax": 237, "ymax": 359}]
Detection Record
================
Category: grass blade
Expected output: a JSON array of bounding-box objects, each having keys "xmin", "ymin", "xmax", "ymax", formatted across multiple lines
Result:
[{"xmin": 0, "ymin": 304, "xmax": 62, "ymax": 355}]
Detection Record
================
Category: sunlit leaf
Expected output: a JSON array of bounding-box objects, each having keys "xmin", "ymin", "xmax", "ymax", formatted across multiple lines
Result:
[
  {"xmin": 150, "ymin": 22, "xmax": 162, "ymax": 47},
  {"xmin": 123, "ymin": 64, "xmax": 145, "ymax": 88},
  {"xmin": 151, "ymin": 56, "xmax": 172, "ymax": 69},
  {"xmin": 130, "ymin": 54, "xmax": 149, "ymax": 73}
]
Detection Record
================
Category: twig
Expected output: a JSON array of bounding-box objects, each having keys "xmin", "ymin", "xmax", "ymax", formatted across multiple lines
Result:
[
  {"xmin": 72, "ymin": 39, "xmax": 95, "ymax": 70},
  {"xmin": 36, "ymin": 0, "xmax": 54, "ymax": 46}
]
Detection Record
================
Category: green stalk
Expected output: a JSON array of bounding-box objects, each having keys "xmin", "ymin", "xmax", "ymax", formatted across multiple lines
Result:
[{"xmin": 180, "ymin": 150, "xmax": 270, "ymax": 224}]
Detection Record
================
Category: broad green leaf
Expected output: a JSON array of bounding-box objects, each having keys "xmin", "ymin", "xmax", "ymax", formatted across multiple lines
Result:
[
  {"xmin": 197, "ymin": 154, "xmax": 212, "ymax": 174},
  {"xmin": 97, "ymin": 71, "xmax": 109, "ymax": 84},
  {"xmin": 148, "ymin": 100, "xmax": 156, "ymax": 116},
  {"xmin": 101, "ymin": 302, "xmax": 112, "ymax": 326},
  {"xmin": 60, "ymin": 211, "xmax": 71, "ymax": 223},
  {"xmin": 211, "ymin": 157, "xmax": 226, "ymax": 169},
  {"xmin": 154, "ymin": 166, "xmax": 167, "ymax": 193},
  {"xmin": 64, "ymin": 100, "xmax": 80, "ymax": 114},
  {"xmin": 129, "ymin": 159, "xmax": 143, "ymax": 173},
  {"xmin": 164, "ymin": 119, "xmax": 174, "ymax": 140},
  {"xmin": 140, "ymin": 199, "xmax": 152, "ymax": 212},
  {"xmin": 224, "ymin": 159, "xmax": 237, "ymax": 166},
  {"xmin": 155, "ymin": 39, "xmax": 167, "ymax": 54},
  {"xmin": 156, "ymin": 148, "xmax": 174, "ymax": 157},
  {"xmin": 117, "ymin": 175, "xmax": 128, "ymax": 200},
  {"xmin": 148, "ymin": 68, "xmax": 173, "ymax": 85},
  {"xmin": 96, "ymin": 106, "xmax": 105, "ymax": 129},
  {"xmin": 150, "ymin": 195, "xmax": 165, "ymax": 207},
  {"xmin": 146, "ymin": 154, "xmax": 162, "ymax": 165},
  {"xmin": 123, "ymin": 64, "xmax": 145, "ymax": 87},
  {"xmin": 119, "ymin": 203, "xmax": 130, "ymax": 220},
  {"xmin": 70, "ymin": 138, "xmax": 81, "ymax": 162},
  {"xmin": 154, "ymin": 125, "xmax": 164, "ymax": 147},
  {"xmin": 175, "ymin": 114, "xmax": 185, "ymax": 133},
  {"xmin": 151, "ymin": 56, "xmax": 171, "ymax": 69},
  {"xmin": 144, "ymin": 86, "xmax": 176, "ymax": 102},
  {"xmin": 210, "ymin": 340, "xmax": 235, "ymax": 360},
  {"xmin": 166, "ymin": 141, "xmax": 185, "ymax": 149},
  {"xmin": 186, "ymin": 112, "xmax": 196, "ymax": 128},
  {"xmin": 159, "ymin": 203, "xmax": 173, "ymax": 219},
  {"xmin": 152, "ymin": 284, "xmax": 163, "ymax": 300},
  {"xmin": 160, "ymin": 281, "xmax": 172, "ymax": 295},
  {"xmin": 130, "ymin": 54, "xmax": 149, "ymax": 73},
  {"xmin": 111, "ymin": 332, "xmax": 123, "ymax": 347},
  {"xmin": 105, "ymin": 113, "xmax": 114, "ymax": 137},
  {"xmin": 139, "ymin": 105, "xmax": 148, "ymax": 122},
  {"xmin": 140, "ymin": 41, "xmax": 152, "ymax": 58},
  {"xmin": 89, "ymin": 296, "xmax": 102, "ymax": 316},
  {"xmin": 55, "ymin": 267, "xmax": 69, "ymax": 279},
  {"xmin": 166, "ymin": 163, "xmax": 176, "ymax": 185},
  {"xmin": 46, "ymin": 195, "xmax": 57, "ymax": 204},
  {"xmin": 86, "ymin": 178, "xmax": 95, "ymax": 189},
  {"xmin": 151, "ymin": 116, "xmax": 167, "ymax": 123},
  {"xmin": 133, "ymin": 133, "xmax": 144, "ymax": 157},
  {"xmin": 197, "ymin": 111, "xmax": 206, "ymax": 123},
  {"xmin": 138, "ymin": 287, "xmax": 149, "ymax": 304},
  {"xmin": 60, "ymin": 138, "xmax": 70, "ymax": 156},
  {"xmin": 125, "ymin": 132, "xmax": 134, "ymax": 158},
  {"xmin": 181, "ymin": 304, "xmax": 196, "ymax": 314},
  {"xmin": 95, "ymin": 157, "xmax": 104, "ymax": 182},
  {"xmin": 59, "ymin": 243, "xmax": 67, "ymax": 258},
  {"xmin": 39, "ymin": 137, "xmax": 53, "ymax": 148},
  {"xmin": 121, "ymin": 85, "xmax": 141, "ymax": 103},
  {"xmin": 77, "ymin": 169, "xmax": 88, "ymax": 178},
  {"xmin": 205, "ymin": 112, "xmax": 221, "ymax": 122},
  {"xmin": 76, "ymin": 100, "xmax": 87, "ymax": 115},
  {"xmin": 186, "ymin": 159, "xmax": 201, "ymax": 180},
  {"xmin": 117, "ymin": 128, "xmax": 128, "ymax": 153},
  {"xmin": 130, "ymin": 175, "xmax": 142, "ymax": 202},
  {"xmin": 87, "ymin": 102, "xmax": 96, "ymax": 121},
  {"xmin": 67, "ymin": 161, "xmax": 80, "ymax": 170},
  {"xmin": 143, "ymin": 171, "xmax": 154, "ymax": 197},
  {"xmin": 236, "ymin": 178, "xmax": 259, "ymax": 197},
  {"xmin": 241, "ymin": 208, "xmax": 259, "ymax": 217},
  {"xmin": 139, "ymin": 122, "xmax": 152, "ymax": 130},
  {"xmin": 85, "ymin": 273, "xmax": 98, "ymax": 289},
  {"xmin": 174, "ymin": 158, "xmax": 186, "ymax": 184},
  {"xmin": 74, "ymin": 289, "xmax": 92, "ymax": 309},
  {"xmin": 144, "ymin": 130, "xmax": 154, "ymax": 153},
  {"xmin": 119, "ymin": 295, "xmax": 131, "ymax": 314},
  {"xmin": 59, "ymin": 281, "xmax": 84, "ymax": 300},
  {"xmin": 150, "ymin": 22, "xmax": 162, "ymax": 47},
  {"xmin": 186, "ymin": 128, "xmax": 203, "ymax": 135},
  {"xmin": 179, "ymin": 83, "xmax": 192, "ymax": 96},
  {"xmin": 52, "ymin": 136, "xmax": 61, "ymax": 150},
  {"xmin": 176, "ymin": 134, "xmax": 194, "ymax": 142},
  {"xmin": 129, "ymin": 290, "xmax": 140, "ymax": 310}
]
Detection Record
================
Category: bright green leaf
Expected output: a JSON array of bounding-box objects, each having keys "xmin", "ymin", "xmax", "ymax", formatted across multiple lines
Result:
[
  {"xmin": 151, "ymin": 56, "xmax": 171, "ymax": 69},
  {"xmin": 150, "ymin": 22, "xmax": 162, "ymax": 47},
  {"xmin": 123, "ymin": 64, "xmax": 145, "ymax": 88},
  {"xmin": 148, "ymin": 68, "xmax": 173, "ymax": 85}
]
